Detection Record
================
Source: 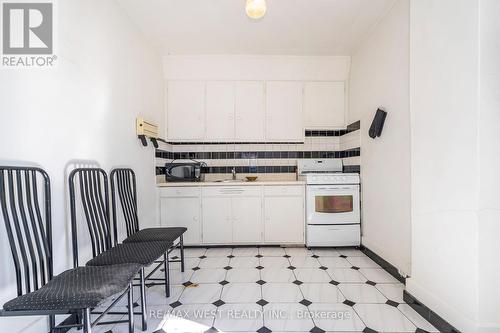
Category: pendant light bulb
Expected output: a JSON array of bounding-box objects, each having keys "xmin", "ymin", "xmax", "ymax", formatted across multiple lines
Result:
[{"xmin": 246, "ymin": 0, "xmax": 267, "ymax": 20}]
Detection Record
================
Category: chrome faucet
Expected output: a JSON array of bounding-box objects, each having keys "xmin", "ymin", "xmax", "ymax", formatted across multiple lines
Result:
[{"xmin": 231, "ymin": 167, "xmax": 237, "ymax": 180}]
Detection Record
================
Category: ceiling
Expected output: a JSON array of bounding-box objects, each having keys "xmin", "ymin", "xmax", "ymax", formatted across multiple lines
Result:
[{"xmin": 116, "ymin": 0, "xmax": 396, "ymax": 56}]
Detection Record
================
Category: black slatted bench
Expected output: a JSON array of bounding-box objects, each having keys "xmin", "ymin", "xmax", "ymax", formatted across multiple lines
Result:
[
  {"xmin": 0, "ymin": 166, "xmax": 139, "ymax": 333},
  {"xmin": 110, "ymin": 168, "xmax": 187, "ymax": 278},
  {"xmin": 68, "ymin": 168, "xmax": 173, "ymax": 332}
]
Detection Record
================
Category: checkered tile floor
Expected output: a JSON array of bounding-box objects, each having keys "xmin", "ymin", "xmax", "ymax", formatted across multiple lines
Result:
[{"xmin": 83, "ymin": 247, "xmax": 438, "ymax": 333}]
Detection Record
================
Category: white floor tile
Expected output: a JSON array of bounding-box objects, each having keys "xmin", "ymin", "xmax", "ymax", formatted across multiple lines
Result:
[
  {"xmin": 206, "ymin": 247, "xmax": 233, "ymax": 257},
  {"xmin": 300, "ymin": 283, "xmax": 344, "ymax": 303},
  {"xmin": 317, "ymin": 257, "xmax": 352, "ymax": 268},
  {"xmin": 284, "ymin": 247, "xmax": 312, "ymax": 257},
  {"xmin": 214, "ymin": 303, "xmax": 264, "ymax": 332},
  {"xmin": 260, "ymin": 268, "xmax": 296, "ymax": 283},
  {"xmin": 190, "ymin": 268, "xmax": 227, "ymax": 284},
  {"xmin": 259, "ymin": 247, "xmax": 286, "ymax": 256},
  {"xmin": 398, "ymin": 304, "xmax": 440, "ymax": 332},
  {"xmin": 226, "ymin": 268, "xmax": 260, "ymax": 283},
  {"xmin": 375, "ymin": 284, "xmax": 405, "ymax": 303},
  {"xmin": 221, "ymin": 283, "xmax": 262, "ymax": 303},
  {"xmin": 346, "ymin": 256, "xmax": 380, "ymax": 268},
  {"xmin": 229, "ymin": 256, "xmax": 259, "ymax": 268},
  {"xmin": 289, "ymin": 256, "xmax": 321, "ymax": 268},
  {"xmin": 359, "ymin": 268, "xmax": 400, "ymax": 283},
  {"xmin": 69, "ymin": 312, "xmax": 123, "ymax": 333},
  {"xmin": 308, "ymin": 303, "xmax": 365, "ymax": 331},
  {"xmin": 328, "ymin": 268, "xmax": 367, "ymax": 283},
  {"xmin": 183, "ymin": 257, "xmax": 202, "ymax": 270},
  {"xmin": 106, "ymin": 306, "xmax": 158, "ymax": 333},
  {"xmin": 198, "ymin": 257, "xmax": 230, "ymax": 268},
  {"xmin": 294, "ymin": 269, "xmax": 331, "ymax": 283},
  {"xmin": 147, "ymin": 285, "xmax": 184, "ymax": 306},
  {"xmin": 232, "ymin": 247, "xmax": 259, "ymax": 257},
  {"xmin": 354, "ymin": 303, "xmax": 417, "ymax": 332},
  {"xmin": 312, "ymin": 248, "xmax": 341, "ymax": 256},
  {"xmin": 263, "ymin": 303, "xmax": 315, "ymax": 332},
  {"xmin": 102, "ymin": 246, "xmax": 437, "ymax": 333},
  {"xmin": 154, "ymin": 304, "xmax": 216, "ymax": 333},
  {"xmin": 182, "ymin": 248, "xmax": 208, "ymax": 258},
  {"xmin": 179, "ymin": 283, "xmax": 223, "ymax": 304},
  {"xmin": 336, "ymin": 248, "xmax": 366, "ymax": 257},
  {"xmin": 262, "ymin": 283, "xmax": 303, "ymax": 303},
  {"xmin": 260, "ymin": 256, "xmax": 290, "ymax": 268},
  {"xmin": 169, "ymin": 269, "xmax": 195, "ymax": 286},
  {"xmin": 338, "ymin": 284, "xmax": 387, "ymax": 303}
]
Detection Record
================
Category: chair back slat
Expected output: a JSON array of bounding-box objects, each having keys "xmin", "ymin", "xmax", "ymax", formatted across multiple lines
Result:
[
  {"xmin": 110, "ymin": 168, "xmax": 139, "ymax": 244},
  {"xmin": 0, "ymin": 166, "xmax": 53, "ymax": 296},
  {"xmin": 69, "ymin": 168, "xmax": 111, "ymax": 267}
]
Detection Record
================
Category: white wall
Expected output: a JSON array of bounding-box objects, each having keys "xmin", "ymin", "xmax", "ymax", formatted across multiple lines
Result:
[
  {"xmin": 478, "ymin": 0, "xmax": 500, "ymax": 332},
  {"xmin": 163, "ymin": 55, "xmax": 351, "ymax": 81},
  {"xmin": 407, "ymin": 0, "xmax": 480, "ymax": 332},
  {"xmin": 348, "ymin": 0, "xmax": 411, "ymax": 275},
  {"xmin": 0, "ymin": 1, "xmax": 164, "ymax": 332}
]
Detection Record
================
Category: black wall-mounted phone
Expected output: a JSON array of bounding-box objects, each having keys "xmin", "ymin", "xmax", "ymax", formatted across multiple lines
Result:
[{"xmin": 369, "ymin": 108, "xmax": 387, "ymax": 139}]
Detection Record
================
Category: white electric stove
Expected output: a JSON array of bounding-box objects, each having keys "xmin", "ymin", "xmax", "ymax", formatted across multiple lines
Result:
[{"xmin": 298, "ymin": 159, "xmax": 361, "ymax": 247}]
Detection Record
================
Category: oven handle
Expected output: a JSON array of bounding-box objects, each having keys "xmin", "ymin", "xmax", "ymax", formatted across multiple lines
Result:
[{"xmin": 312, "ymin": 186, "xmax": 357, "ymax": 190}]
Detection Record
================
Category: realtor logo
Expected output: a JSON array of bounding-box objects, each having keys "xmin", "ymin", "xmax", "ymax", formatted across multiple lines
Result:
[{"xmin": 1, "ymin": 1, "xmax": 56, "ymax": 67}]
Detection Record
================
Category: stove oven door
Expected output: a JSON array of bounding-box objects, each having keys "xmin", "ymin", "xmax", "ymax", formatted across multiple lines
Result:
[{"xmin": 306, "ymin": 185, "xmax": 360, "ymax": 225}]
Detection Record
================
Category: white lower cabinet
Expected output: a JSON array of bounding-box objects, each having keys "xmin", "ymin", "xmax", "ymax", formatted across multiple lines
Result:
[
  {"xmin": 202, "ymin": 196, "xmax": 233, "ymax": 244},
  {"xmin": 232, "ymin": 196, "xmax": 263, "ymax": 243},
  {"xmin": 202, "ymin": 186, "xmax": 263, "ymax": 244},
  {"xmin": 264, "ymin": 186, "xmax": 305, "ymax": 244},
  {"xmin": 159, "ymin": 184, "xmax": 304, "ymax": 245},
  {"xmin": 159, "ymin": 188, "xmax": 202, "ymax": 245}
]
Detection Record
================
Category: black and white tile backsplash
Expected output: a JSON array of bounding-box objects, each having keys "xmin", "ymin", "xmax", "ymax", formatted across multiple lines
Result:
[{"xmin": 156, "ymin": 121, "xmax": 361, "ymax": 176}]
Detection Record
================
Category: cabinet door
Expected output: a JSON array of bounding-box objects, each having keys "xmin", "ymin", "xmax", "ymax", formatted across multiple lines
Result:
[
  {"xmin": 264, "ymin": 196, "xmax": 304, "ymax": 243},
  {"xmin": 202, "ymin": 197, "xmax": 232, "ymax": 243},
  {"xmin": 235, "ymin": 81, "xmax": 265, "ymax": 142},
  {"xmin": 232, "ymin": 196, "xmax": 262, "ymax": 243},
  {"xmin": 206, "ymin": 81, "xmax": 235, "ymax": 140},
  {"xmin": 167, "ymin": 81, "xmax": 205, "ymax": 140},
  {"xmin": 160, "ymin": 197, "xmax": 201, "ymax": 245},
  {"xmin": 266, "ymin": 81, "xmax": 304, "ymax": 142},
  {"xmin": 304, "ymin": 82, "xmax": 345, "ymax": 128}
]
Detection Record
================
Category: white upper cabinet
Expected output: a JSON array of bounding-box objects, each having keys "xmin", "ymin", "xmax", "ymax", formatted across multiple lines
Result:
[
  {"xmin": 235, "ymin": 81, "xmax": 265, "ymax": 142},
  {"xmin": 206, "ymin": 81, "xmax": 235, "ymax": 140},
  {"xmin": 265, "ymin": 81, "xmax": 304, "ymax": 142},
  {"xmin": 167, "ymin": 81, "xmax": 205, "ymax": 140},
  {"xmin": 166, "ymin": 80, "xmax": 345, "ymax": 142},
  {"xmin": 304, "ymin": 82, "xmax": 345, "ymax": 129}
]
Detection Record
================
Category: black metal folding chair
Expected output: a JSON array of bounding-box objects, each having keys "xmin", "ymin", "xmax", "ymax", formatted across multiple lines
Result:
[
  {"xmin": 69, "ymin": 168, "xmax": 173, "ymax": 331},
  {"xmin": 110, "ymin": 168, "xmax": 186, "ymax": 286},
  {"xmin": 0, "ymin": 166, "xmax": 139, "ymax": 333}
]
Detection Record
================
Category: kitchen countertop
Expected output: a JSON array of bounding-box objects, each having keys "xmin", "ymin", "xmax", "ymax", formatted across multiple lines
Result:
[{"xmin": 157, "ymin": 180, "xmax": 306, "ymax": 187}]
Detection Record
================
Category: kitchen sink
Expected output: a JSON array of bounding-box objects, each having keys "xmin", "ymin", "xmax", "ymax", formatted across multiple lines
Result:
[{"xmin": 214, "ymin": 179, "xmax": 245, "ymax": 183}]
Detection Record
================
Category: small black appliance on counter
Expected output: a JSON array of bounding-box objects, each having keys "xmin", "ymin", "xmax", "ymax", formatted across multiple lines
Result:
[{"xmin": 165, "ymin": 161, "xmax": 205, "ymax": 182}]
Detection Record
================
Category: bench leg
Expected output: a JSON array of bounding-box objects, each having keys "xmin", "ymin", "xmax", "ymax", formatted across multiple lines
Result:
[
  {"xmin": 83, "ymin": 308, "xmax": 91, "ymax": 333},
  {"xmin": 180, "ymin": 235, "xmax": 185, "ymax": 272},
  {"xmin": 140, "ymin": 268, "xmax": 147, "ymax": 331},
  {"xmin": 49, "ymin": 314, "xmax": 55, "ymax": 333},
  {"xmin": 128, "ymin": 283, "xmax": 135, "ymax": 333},
  {"xmin": 164, "ymin": 253, "xmax": 170, "ymax": 297}
]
